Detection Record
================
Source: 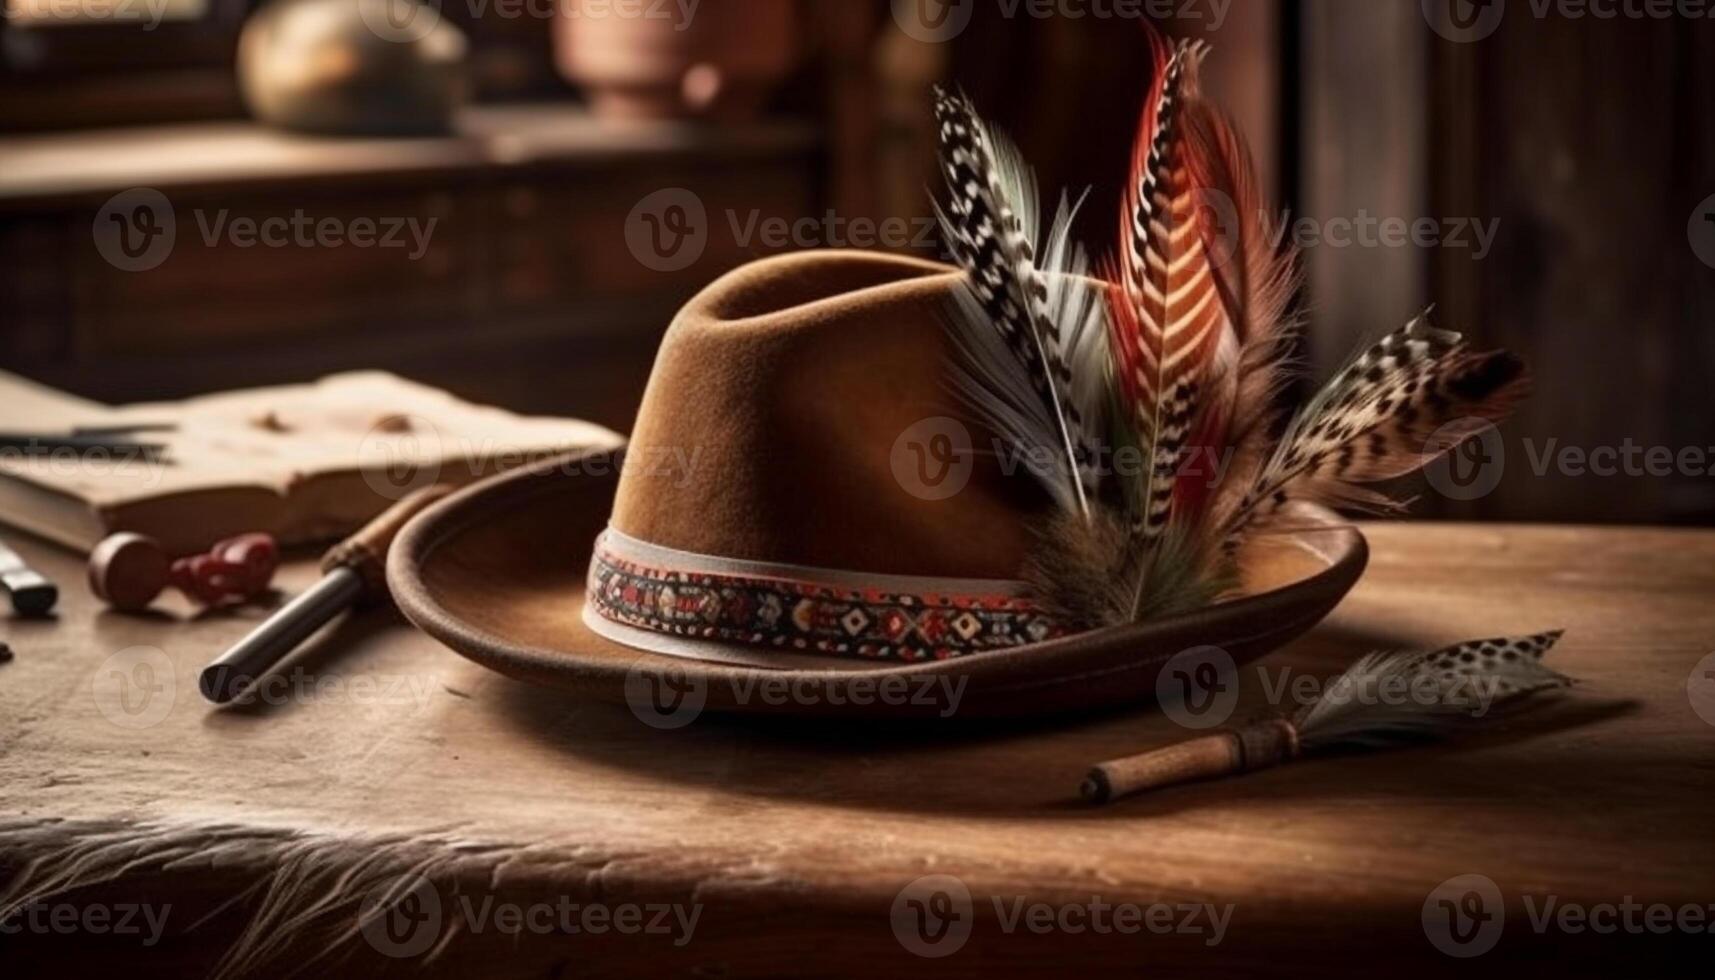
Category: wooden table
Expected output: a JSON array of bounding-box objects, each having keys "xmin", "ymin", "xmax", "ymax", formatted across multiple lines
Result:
[{"xmin": 2, "ymin": 521, "xmax": 1712, "ymax": 977}]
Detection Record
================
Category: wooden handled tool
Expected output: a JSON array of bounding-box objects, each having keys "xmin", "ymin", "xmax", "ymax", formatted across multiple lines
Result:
[
  {"xmin": 199, "ymin": 485, "xmax": 454, "ymax": 704},
  {"xmin": 1081, "ymin": 719, "xmax": 1301, "ymax": 804}
]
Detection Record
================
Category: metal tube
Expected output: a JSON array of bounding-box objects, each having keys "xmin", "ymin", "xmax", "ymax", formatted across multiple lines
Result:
[{"xmin": 198, "ymin": 567, "xmax": 365, "ymax": 704}]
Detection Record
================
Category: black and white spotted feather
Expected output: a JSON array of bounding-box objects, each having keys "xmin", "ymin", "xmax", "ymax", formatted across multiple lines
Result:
[
  {"xmin": 1216, "ymin": 313, "xmax": 1530, "ymax": 536},
  {"xmin": 1295, "ymin": 631, "xmax": 1572, "ymax": 751},
  {"xmin": 933, "ymin": 85, "xmax": 1109, "ymax": 519}
]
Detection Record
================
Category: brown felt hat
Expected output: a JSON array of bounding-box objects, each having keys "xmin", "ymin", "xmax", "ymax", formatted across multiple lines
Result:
[{"xmin": 389, "ymin": 251, "xmax": 1366, "ymax": 719}]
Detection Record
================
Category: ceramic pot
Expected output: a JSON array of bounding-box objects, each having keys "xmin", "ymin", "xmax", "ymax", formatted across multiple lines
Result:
[
  {"xmin": 238, "ymin": 0, "xmax": 468, "ymax": 136},
  {"xmin": 554, "ymin": 0, "xmax": 798, "ymax": 120}
]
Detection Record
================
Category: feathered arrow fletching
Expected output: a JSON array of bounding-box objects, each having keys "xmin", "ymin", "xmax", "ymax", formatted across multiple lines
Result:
[
  {"xmin": 1083, "ymin": 631, "xmax": 1573, "ymax": 803},
  {"xmin": 1295, "ymin": 630, "xmax": 1571, "ymax": 750}
]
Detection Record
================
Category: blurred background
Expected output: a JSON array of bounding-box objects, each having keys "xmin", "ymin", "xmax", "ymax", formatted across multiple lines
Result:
[{"xmin": 2, "ymin": 0, "xmax": 1712, "ymax": 524}]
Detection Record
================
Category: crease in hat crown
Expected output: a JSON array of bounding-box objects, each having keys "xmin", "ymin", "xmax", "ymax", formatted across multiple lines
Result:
[{"xmin": 581, "ymin": 250, "xmax": 1072, "ymax": 665}]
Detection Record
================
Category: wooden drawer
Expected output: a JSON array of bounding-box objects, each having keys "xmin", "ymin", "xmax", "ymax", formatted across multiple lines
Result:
[
  {"xmin": 487, "ymin": 159, "xmax": 818, "ymax": 311},
  {"xmin": 69, "ymin": 185, "xmax": 481, "ymax": 356}
]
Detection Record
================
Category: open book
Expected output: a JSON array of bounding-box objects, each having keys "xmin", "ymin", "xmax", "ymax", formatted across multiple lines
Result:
[{"xmin": 0, "ymin": 371, "xmax": 624, "ymax": 555}]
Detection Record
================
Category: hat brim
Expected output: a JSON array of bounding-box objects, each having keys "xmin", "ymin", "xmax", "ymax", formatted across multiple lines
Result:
[{"xmin": 389, "ymin": 449, "xmax": 1368, "ymax": 720}]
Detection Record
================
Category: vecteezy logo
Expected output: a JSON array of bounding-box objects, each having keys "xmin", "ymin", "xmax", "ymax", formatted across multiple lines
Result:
[
  {"xmin": 359, "ymin": 874, "xmax": 442, "ymax": 958},
  {"xmin": 93, "ymin": 188, "xmax": 175, "ymax": 272},
  {"xmin": 1422, "ymin": 0, "xmax": 1505, "ymax": 43},
  {"xmin": 891, "ymin": 874, "xmax": 973, "ymax": 958},
  {"xmin": 92, "ymin": 645, "xmax": 176, "ymax": 729},
  {"xmin": 357, "ymin": 0, "xmax": 443, "ymax": 44},
  {"xmin": 624, "ymin": 661, "xmax": 708, "ymax": 730},
  {"xmin": 356, "ymin": 413, "xmax": 444, "ymax": 501},
  {"xmin": 1156, "ymin": 644, "xmax": 1239, "ymax": 730},
  {"xmin": 1687, "ymin": 652, "xmax": 1715, "ymax": 728},
  {"xmin": 891, "ymin": 0, "xmax": 974, "ymax": 43},
  {"xmin": 1422, "ymin": 420, "xmax": 1506, "ymax": 502},
  {"xmin": 625, "ymin": 188, "xmax": 708, "ymax": 272},
  {"xmin": 1688, "ymin": 193, "xmax": 1715, "ymax": 270},
  {"xmin": 890, "ymin": 417, "xmax": 975, "ymax": 502},
  {"xmin": 1422, "ymin": 873, "xmax": 1504, "ymax": 957}
]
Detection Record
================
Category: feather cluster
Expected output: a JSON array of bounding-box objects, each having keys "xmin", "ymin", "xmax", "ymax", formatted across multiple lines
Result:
[{"xmin": 932, "ymin": 26, "xmax": 1530, "ymax": 628}]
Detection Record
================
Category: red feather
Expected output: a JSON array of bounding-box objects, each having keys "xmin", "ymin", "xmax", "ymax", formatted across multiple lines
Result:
[{"xmin": 1107, "ymin": 26, "xmax": 1243, "ymax": 537}]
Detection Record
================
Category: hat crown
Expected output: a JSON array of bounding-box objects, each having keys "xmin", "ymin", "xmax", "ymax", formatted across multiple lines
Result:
[{"xmin": 609, "ymin": 250, "xmax": 1039, "ymax": 580}]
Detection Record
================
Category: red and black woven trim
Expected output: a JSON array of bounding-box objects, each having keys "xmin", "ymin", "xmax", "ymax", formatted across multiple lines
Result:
[{"xmin": 586, "ymin": 537, "xmax": 1065, "ymax": 663}]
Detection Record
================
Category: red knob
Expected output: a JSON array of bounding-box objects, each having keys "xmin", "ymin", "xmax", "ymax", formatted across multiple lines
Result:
[{"xmin": 214, "ymin": 533, "xmax": 279, "ymax": 597}]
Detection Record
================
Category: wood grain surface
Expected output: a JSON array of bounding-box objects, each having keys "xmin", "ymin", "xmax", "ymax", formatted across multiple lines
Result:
[{"xmin": 1, "ymin": 521, "xmax": 1712, "ymax": 977}]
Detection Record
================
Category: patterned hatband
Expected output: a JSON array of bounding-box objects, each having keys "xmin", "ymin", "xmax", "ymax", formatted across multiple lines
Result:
[{"xmin": 583, "ymin": 528, "xmax": 1066, "ymax": 663}]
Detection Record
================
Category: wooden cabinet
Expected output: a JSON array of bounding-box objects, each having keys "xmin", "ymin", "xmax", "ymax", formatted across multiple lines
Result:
[{"xmin": 0, "ymin": 105, "xmax": 822, "ymax": 429}]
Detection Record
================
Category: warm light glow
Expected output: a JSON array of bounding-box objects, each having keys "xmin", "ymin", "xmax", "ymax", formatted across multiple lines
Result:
[{"xmin": 4, "ymin": 0, "xmax": 207, "ymax": 27}]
